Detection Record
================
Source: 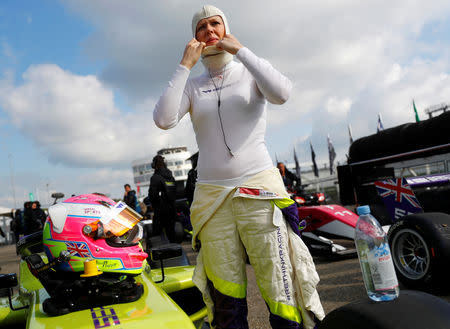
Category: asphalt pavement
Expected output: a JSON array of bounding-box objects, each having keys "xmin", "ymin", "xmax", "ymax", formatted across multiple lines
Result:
[
  {"xmin": 182, "ymin": 242, "xmax": 367, "ymax": 327},
  {"xmin": 1, "ymin": 242, "xmax": 450, "ymax": 329}
]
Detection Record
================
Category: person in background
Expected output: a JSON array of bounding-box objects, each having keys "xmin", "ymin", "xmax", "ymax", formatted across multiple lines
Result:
[
  {"xmin": 34, "ymin": 201, "xmax": 47, "ymax": 226},
  {"xmin": 22, "ymin": 202, "xmax": 31, "ymax": 234},
  {"xmin": 277, "ymin": 162, "xmax": 301, "ymax": 191},
  {"xmin": 10, "ymin": 208, "xmax": 24, "ymax": 243},
  {"xmin": 123, "ymin": 184, "xmax": 138, "ymax": 211},
  {"xmin": 24, "ymin": 201, "xmax": 44, "ymax": 234},
  {"xmin": 148, "ymin": 155, "xmax": 177, "ymax": 242}
]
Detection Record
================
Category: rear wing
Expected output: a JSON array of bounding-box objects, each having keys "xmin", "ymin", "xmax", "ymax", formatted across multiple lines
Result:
[
  {"xmin": 337, "ymin": 142, "xmax": 450, "ymax": 206},
  {"xmin": 406, "ymin": 172, "xmax": 450, "ymax": 188}
]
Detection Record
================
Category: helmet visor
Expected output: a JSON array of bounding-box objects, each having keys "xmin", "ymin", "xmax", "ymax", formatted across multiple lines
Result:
[
  {"xmin": 106, "ymin": 223, "xmax": 144, "ymax": 246},
  {"xmin": 100, "ymin": 201, "xmax": 142, "ymax": 237}
]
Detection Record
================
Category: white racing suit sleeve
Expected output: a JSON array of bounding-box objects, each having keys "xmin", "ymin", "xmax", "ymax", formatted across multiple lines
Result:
[
  {"xmin": 153, "ymin": 64, "xmax": 191, "ymax": 129},
  {"xmin": 236, "ymin": 47, "xmax": 292, "ymax": 105}
]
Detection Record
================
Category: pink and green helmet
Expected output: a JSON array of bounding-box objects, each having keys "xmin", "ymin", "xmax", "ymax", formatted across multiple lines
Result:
[{"xmin": 43, "ymin": 193, "xmax": 148, "ymax": 275}]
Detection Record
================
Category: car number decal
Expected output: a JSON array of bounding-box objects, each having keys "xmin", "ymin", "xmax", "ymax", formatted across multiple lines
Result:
[{"xmin": 90, "ymin": 306, "xmax": 121, "ymax": 328}]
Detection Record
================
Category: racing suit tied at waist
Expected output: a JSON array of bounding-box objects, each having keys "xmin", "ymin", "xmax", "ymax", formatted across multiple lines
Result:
[{"xmin": 190, "ymin": 167, "xmax": 325, "ymax": 328}]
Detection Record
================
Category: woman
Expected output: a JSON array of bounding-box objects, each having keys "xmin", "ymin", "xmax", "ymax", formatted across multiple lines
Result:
[{"xmin": 154, "ymin": 5, "xmax": 324, "ymax": 329}]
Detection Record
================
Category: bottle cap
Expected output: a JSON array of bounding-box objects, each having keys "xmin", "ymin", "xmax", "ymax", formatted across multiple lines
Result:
[{"xmin": 356, "ymin": 205, "xmax": 371, "ymax": 215}]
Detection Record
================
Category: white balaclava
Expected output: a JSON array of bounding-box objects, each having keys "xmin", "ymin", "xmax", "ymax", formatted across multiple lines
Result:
[{"xmin": 192, "ymin": 5, "xmax": 234, "ymax": 70}]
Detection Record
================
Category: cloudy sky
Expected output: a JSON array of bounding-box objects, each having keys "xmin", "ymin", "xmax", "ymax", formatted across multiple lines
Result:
[{"xmin": 1, "ymin": 0, "xmax": 450, "ymax": 208}]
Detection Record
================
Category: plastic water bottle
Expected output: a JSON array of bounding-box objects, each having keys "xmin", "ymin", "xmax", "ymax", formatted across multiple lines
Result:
[{"xmin": 355, "ymin": 205, "xmax": 399, "ymax": 301}]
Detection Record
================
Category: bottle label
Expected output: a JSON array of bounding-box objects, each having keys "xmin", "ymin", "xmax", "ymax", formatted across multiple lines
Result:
[{"xmin": 367, "ymin": 242, "xmax": 398, "ymax": 290}]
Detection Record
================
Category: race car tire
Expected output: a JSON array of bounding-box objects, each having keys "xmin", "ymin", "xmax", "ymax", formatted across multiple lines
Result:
[
  {"xmin": 318, "ymin": 290, "xmax": 450, "ymax": 329},
  {"xmin": 387, "ymin": 212, "xmax": 450, "ymax": 291}
]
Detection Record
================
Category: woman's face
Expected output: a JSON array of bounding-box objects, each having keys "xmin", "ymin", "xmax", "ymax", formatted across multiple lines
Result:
[{"xmin": 195, "ymin": 15, "xmax": 225, "ymax": 46}]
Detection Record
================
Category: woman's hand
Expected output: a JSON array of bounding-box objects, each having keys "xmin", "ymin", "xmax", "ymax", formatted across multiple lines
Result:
[
  {"xmin": 180, "ymin": 38, "xmax": 206, "ymax": 69},
  {"xmin": 216, "ymin": 34, "xmax": 243, "ymax": 55}
]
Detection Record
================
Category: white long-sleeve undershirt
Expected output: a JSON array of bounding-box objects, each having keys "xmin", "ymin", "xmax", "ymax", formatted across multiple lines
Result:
[{"xmin": 154, "ymin": 47, "xmax": 292, "ymax": 184}]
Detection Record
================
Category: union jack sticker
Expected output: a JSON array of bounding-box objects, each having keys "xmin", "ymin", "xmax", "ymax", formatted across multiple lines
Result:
[{"xmin": 65, "ymin": 241, "xmax": 91, "ymax": 258}]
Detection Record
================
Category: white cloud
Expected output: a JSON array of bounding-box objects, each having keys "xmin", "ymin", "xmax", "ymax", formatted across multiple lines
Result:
[
  {"xmin": 0, "ymin": 64, "xmax": 197, "ymax": 167},
  {"xmin": 60, "ymin": 1, "xmax": 450, "ymax": 122},
  {"xmin": 326, "ymin": 97, "xmax": 352, "ymax": 118},
  {"xmin": 2, "ymin": 41, "xmax": 16, "ymax": 62},
  {"xmin": 0, "ymin": 167, "xmax": 139, "ymax": 208},
  {"xmin": 77, "ymin": 168, "xmax": 134, "ymax": 197},
  {"xmin": 383, "ymin": 63, "xmax": 405, "ymax": 87},
  {"xmin": 2, "ymin": 1, "xmax": 450, "ymax": 208}
]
